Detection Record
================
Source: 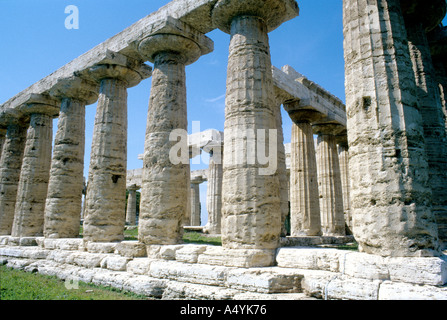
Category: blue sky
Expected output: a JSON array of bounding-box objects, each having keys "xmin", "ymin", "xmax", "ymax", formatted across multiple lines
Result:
[{"xmin": 0, "ymin": 0, "xmax": 350, "ymax": 224}]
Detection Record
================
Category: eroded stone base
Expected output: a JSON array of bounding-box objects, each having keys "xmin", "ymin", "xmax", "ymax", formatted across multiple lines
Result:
[{"xmin": 0, "ymin": 236, "xmax": 445, "ymax": 300}]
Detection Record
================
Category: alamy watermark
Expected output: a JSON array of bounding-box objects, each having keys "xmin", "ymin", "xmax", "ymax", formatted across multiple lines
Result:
[
  {"xmin": 65, "ymin": 5, "xmax": 79, "ymax": 30},
  {"xmin": 169, "ymin": 121, "xmax": 278, "ymax": 175}
]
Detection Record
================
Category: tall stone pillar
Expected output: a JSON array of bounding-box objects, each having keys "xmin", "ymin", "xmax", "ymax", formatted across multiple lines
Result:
[
  {"xmin": 12, "ymin": 98, "xmax": 59, "ymax": 237},
  {"xmin": 204, "ymin": 148, "xmax": 223, "ymax": 235},
  {"xmin": 83, "ymin": 63, "xmax": 149, "ymax": 242},
  {"xmin": 343, "ymin": 0, "xmax": 440, "ymax": 256},
  {"xmin": 44, "ymin": 77, "xmax": 98, "ymax": 238},
  {"xmin": 336, "ymin": 132, "xmax": 352, "ymax": 234},
  {"xmin": 137, "ymin": 30, "xmax": 210, "ymax": 245},
  {"xmin": 313, "ymin": 123, "xmax": 345, "ymax": 236},
  {"xmin": 402, "ymin": 1, "xmax": 447, "ymax": 251},
  {"xmin": 126, "ymin": 185, "xmax": 138, "ymax": 226},
  {"xmin": 212, "ymin": 0, "xmax": 299, "ymax": 250},
  {"xmin": 0, "ymin": 118, "xmax": 27, "ymax": 235},
  {"xmin": 286, "ymin": 107, "xmax": 323, "ymax": 236},
  {"xmin": 190, "ymin": 181, "xmax": 201, "ymax": 226}
]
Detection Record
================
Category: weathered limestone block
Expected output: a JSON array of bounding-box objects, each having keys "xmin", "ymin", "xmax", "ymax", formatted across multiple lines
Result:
[
  {"xmin": 326, "ymin": 276, "xmax": 381, "ymax": 300},
  {"xmin": 148, "ymin": 260, "xmax": 228, "ymax": 287},
  {"xmin": 146, "ymin": 244, "xmax": 186, "ymax": 260},
  {"xmin": 91, "ymin": 269, "xmax": 129, "ymax": 290},
  {"xmin": 162, "ymin": 281, "xmax": 239, "ymax": 300},
  {"xmin": 100, "ymin": 255, "xmax": 132, "ymax": 271},
  {"xmin": 0, "ymin": 122, "xmax": 27, "ymax": 235},
  {"xmin": 83, "ymin": 64, "xmax": 148, "ymax": 242},
  {"xmin": 137, "ymin": 33, "xmax": 204, "ymax": 245},
  {"xmin": 226, "ymin": 267, "xmax": 303, "ymax": 293},
  {"xmin": 287, "ymin": 107, "xmax": 324, "ymax": 236},
  {"xmin": 276, "ymin": 247, "xmax": 344, "ymax": 272},
  {"xmin": 12, "ymin": 100, "xmax": 59, "ymax": 237},
  {"xmin": 85, "ymin": 241, "xmax": 118, "ymax": 254},
  {"xmin": 44, "ymin": 77, "xmax": 98, "ymax": 238},
  {"xmin": 114, "ymin": 241, "xmax": 146, "ymax": 258},
  {"xmin": 314, "ymin": 123, "xmax": 346, "ymax": 236},
  {"xmin": 343, "ymin": 0, "xmax": 440, "ymax": 256},
  {"xmin": 299, "ymin": 268, "xmax": 337, "ymax": 299},
  {"xmin": 126, "ymin": 258, "xmax": 153, "ymax": 275},
  {"xmin": 175, "ymin": 244, "xmax": 208, "ymax": 263},
  {"xmin": 378, "ymin": 281, "xmax": 447, "ymax": 300},
  {"xmin": 123, "ymin": 275, "xmax": 166, "ymax": 298},
  {"xmin": 66, "ymin": 251, "xmax": 107, "ymax": 268},
  {"xmin": 42, "ymin": 238, "xmax": 83, "ymax": 251},
  {"xmin": 197, "ymin": 246, "xmax": 276, "ymax": 267},
  {"xmin": 212, "ymin": 0, "xmax": 299, "ymax": 251}
]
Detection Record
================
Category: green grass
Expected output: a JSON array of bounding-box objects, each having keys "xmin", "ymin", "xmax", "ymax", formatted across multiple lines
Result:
[{"xmin": 0, "ymin": 265, "xmax": 149, "ymax": 300}]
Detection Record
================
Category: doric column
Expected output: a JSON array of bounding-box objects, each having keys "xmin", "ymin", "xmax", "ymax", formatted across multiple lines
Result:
[
  {"xmin": 204, "ymin": 148, "xmax": 223, "ymax": 235},
  {"xmin": 402, "ymin": 1, "xmax": 447, "ymax": 251},
  {"xmin": 82, "ymin": 63, "xmax": 150, "ymax": 242},
  {"xmin": 44, "ymin": 76, "xmax": 98, "ymax": 238},
  {"xmin": 212, "ymin": 0, "xmax": 299, "ymax": 250},
  {"xmin": 137, "ymin": 29, "xmax": 211, "ymax": 245},
  {"xmin": 0, "ymin": 128, "xmax": 6, "ymax": 155},
  {"xmin": 126, "ymin": 185, "xmax": 138, "ymax": 226},
  {"xmin": 336, "ymin": 132, "xmax": 351, "ymax": 234},
  {"xmin": 190, "ymin": 180, "xmax": 201, "ymax": 226},
  {"xmin": 0, "ymin": 117, "xmax": 27, "ymax": 235},
  {"xmin": 313, "ymin": 123, "xmax": 345, "ymax": 236},
  {"xmin": 286, "ymin": 106, "xmax": 323, "ymax": 236},
  {"xmin": 343, "ymin": 0, "xmax": 440, "ymax": 256},
  {"xmin": 11, "ymin": 96, "xmax": 59, "ymax": 237}
]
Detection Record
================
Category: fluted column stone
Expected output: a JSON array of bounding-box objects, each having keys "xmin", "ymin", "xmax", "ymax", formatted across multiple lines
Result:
[
  {"xmin": 44, "ymin": 77, "xmax": 98, "ymax": 238},
  {"xmin": 137, "ymin": 33, "xmax": 203, "ymax": 245},
  {"xmin": 126, "ymin": 185, "xmax": 138, "ymax": 226},
  {"xmin": 83, "ymin": 64, "xmax": 149, "ymax": 242},
  {"xmin": 336, "ymin": 133, "xmax": 351, "ymax": 234},
  {"xmin": 343, "ymin": 0, "xmax": 440, "ymax": 256},
  {"xmin": 212, "ymin": 0, "xmax": 299, "ymax": 250},
  {"xmin": 204, "ymin": 148, "xmax": 223, "ymax": 235},
  {"xmin": 0, "ymin": 119, "xmax": 27, "ymax": 235},
  {"xmin": 287, "ymin": 107, "xmax": 323, "ymax": 236},
  {"xmin": 313, "ymin": 123, "xmax": 345, "ymax": 236},
  {"xmin": 190, "ymin": 181, "xmax": 201, "ymax": 226},
  {"xmin": 12, "ymin": 99, "xmax": 59, "ymax": 237}
]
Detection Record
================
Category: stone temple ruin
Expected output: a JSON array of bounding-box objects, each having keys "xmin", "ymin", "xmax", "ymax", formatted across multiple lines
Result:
[{"xmin": 0, "ymin": 0, "xmax": 446, "ymax": 300}]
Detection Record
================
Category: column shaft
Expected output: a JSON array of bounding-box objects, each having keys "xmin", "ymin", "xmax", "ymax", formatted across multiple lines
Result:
[
  {"xmin": 220, "ymin": 15, "xmax": 281, "ymax": 249},
  {"xmin": 315, "ymin": 127, "xmax": 345, "ymax": 236},
  {"xmin": 290, "ymin": 121, "xmax": 322, "ymax": 236},
  {"xmin": 12, "ymin": 113, "xmax": 53, "ymax": 237},
  {"xmin": 44, "ymin": 98, "xmax": 86, "ymax": 238},
  {"xmin": 205, "ymin": 150, "xmax": 223, "ymax": 234},
  {"xmin": 343, "ymin": 0, "xmax": 439, "ymax": 256},
  {"xmin": 139, "ymin": 52, "xmax": 189, "ymax": 245},
  {"xmin": 126, "ymin": 188, "xmax": 137, "ymax": 225},
  {"xmin": 337, "ymin": 139, "xmax": 352, "ymax": 233},
  {"xmin": 83, "ymin": 78, "xmax": 128, "ymax": 242},
  {"xmin": 190, "ymin": 183, "xmax": 201, "ymax": 226},
  {"xmin": 0, "ymin": 123, "xmax": 27, "ymax": 235}
]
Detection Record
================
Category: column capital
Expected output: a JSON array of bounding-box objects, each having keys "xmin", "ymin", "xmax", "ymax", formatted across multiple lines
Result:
[
  {"xmin": 127, "ymin": 184, "xmax": 139, "ymax": 191},
  {"xmin": 85, "ymin": 63, "xmax": 150, "ymax": 88},
  {"xmin": 211, "ymin": 0, "xmax": 299, "ymax": 34},
  {"xmin": 18, "ymin": 94, "xmax": 60, "ymax": 118},
  {"xmin": 401, "ymin": 0, "xmax": 446, "ymax": 32},
  {"xmin": 49, "ymin": 76, "xmax": 99, "ymax": 105},
  {"xmin": 312, "ymin": 123, "xmax": 346, "ymax": 136},
  {"xmin": 138, "ymin": 33, "xmax": 202, "ymax": 66},
  {"xmin": 286, "ymin": 107, "xmax": 326, "ymax": 124}
]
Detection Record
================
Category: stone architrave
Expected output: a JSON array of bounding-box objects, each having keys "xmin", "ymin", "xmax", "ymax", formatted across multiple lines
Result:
[
  {"xmin": 126, "ymin": 185, "xmax": 138, "ymax": 226},
  {"xmin": 0, "ymin": 120, "xmax": 27, "ymax": 235},
  {"xmin": 343, "ymin": 0, "xmax": 440, "ymax": 256},
  {"xmin": 137, "ymin": 29, "xmax": 212, "ymax": 245},
  {"xmin": 287, "ymin": 107, "xmax": 323, "ymax": 236},
  {"xmin": 212, "ymin": 0, "xmax": 299, "ymax": 251},
  {"xmin": 82, "ymin": 63, "xmax": 150, "ymax": 242},
  {"xmin": 190, "ymin": 181, "xmax": 201, "ymax": 226},
  {"xmin": 313, "ymin": 123, "xmax": 345, "ymax": 237},
  {"xmin": 44, "ymin": 77, "xmax": 98, "ymax": 238},
  {"xmin": 402, "ymin": 1, "xmax": 447, "ymax": 251},
  {"xmin": 336, "ymin": 132, "xmax": 352, "ymax": 234},
  {"xmin": 204, "ymin": 148, "xmax": 223, "ymax": 235},
  {"xmin": 12, "ymin": 98, "xmax": 59, "ymax": 237}
]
